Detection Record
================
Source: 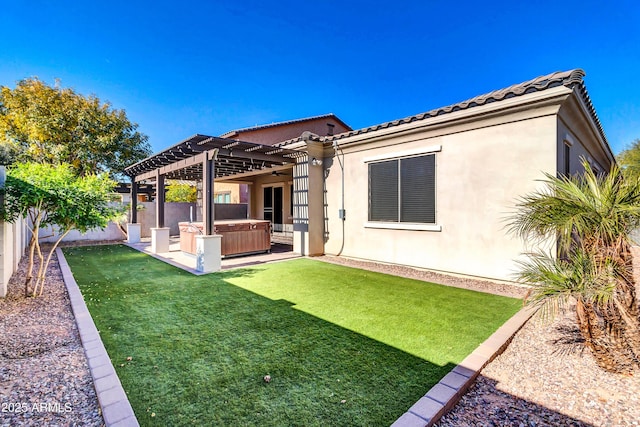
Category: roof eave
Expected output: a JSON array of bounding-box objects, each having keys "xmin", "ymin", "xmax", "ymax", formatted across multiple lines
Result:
[
  {"xmin": 323, "ymin": 85, "xmax": 574, "ymax": 148},
  {"xmin": 566, "ymin": 87, "xmax": 616, "ymax": 165}
]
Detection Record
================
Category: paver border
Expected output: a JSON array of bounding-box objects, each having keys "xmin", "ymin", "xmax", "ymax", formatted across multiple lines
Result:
[
  {"xmin": 56, "ymin": 248, "xmax": 140, "ymax": 427},
  {"xmin": 391, "ymin": 306, "xmax": 536, "ymax": 427}
]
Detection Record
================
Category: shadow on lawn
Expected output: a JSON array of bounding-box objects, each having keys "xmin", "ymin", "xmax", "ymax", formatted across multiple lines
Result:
[{"xmin": 139, "ymin": 278, "xmax": 457, "ymax": 426}]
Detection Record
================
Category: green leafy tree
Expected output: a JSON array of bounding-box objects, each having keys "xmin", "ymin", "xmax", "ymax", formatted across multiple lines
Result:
[
  {"xmin": 509, "ymin": 159, "xmax": 640, "ymax": 373},
  {"xmin": 0, "ymin": 77, "xmax": 151, "ymax": 176},
  {"xmin": 166, "ymin": 181, "xmax": 197, "ymax": 202},
  {"xmin": 617, "ymin": 139, "xmax": 640, "ymax": 181},
  {"xmin": 1, "ymin": 162, "xmax": 118, "ymax": 296}
]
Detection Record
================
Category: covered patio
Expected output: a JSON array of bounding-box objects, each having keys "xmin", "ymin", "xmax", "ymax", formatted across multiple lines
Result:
[{"xmin": 124, "ymin": 133, "xmax": 327, "ymax": 273}]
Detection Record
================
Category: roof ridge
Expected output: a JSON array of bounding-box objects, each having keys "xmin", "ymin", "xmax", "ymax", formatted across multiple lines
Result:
[{"xmin": 220, "ymin": 113, "xmax": 351, "ymax": 138}]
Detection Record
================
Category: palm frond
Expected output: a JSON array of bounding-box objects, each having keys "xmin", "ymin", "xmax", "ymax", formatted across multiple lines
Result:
[
  {"xmin": 515, "ymin": 248, "xmax": 618, "ymax": 321},
  {"xmin": 508, "ymin": 158, "xmax": 640, "ymax": 252}
]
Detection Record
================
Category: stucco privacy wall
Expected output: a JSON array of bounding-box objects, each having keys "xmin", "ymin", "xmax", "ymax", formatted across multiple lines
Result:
[
  {"xmin": 323, "ymin": 94, "xmax": 565, "ymax": 281},
  {"xmin": 0, "ymin": 166, "xmax": 28, "ymax": 297},
  {"xmin": 135, "ymin": 202, "xmax": 192, "ymax": 237},
  {"xmin": 39, "ymin": 202, "xmax": 194, "ymax": 243},
  {"xmin": 38, "ymin": 222, "xmax": 125, "ymax": 243},
  {"xmin": 0, "ymin": 219, "xmax": 26, "ymax": 297}
]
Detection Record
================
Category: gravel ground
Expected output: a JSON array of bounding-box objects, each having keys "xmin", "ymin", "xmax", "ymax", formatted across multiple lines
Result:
[
  {"xmin": 318, "ymin": 255, "xmax": 640, "ymax": 427},
  {"xmin": 0, "ymin": 250, "xmax": 104, "ymax": 427},
  {"xmin": 437, "ymin": 307, "xmax": 640, "ymax": 427}
]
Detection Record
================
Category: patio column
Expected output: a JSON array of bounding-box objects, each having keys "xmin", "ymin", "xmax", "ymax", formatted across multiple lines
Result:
[
  {"xmin": 202, "ymin": 150, "xmax": 216, "ymax": 235},
  {"xmin": 127, "ymin": 177, "xmax": 141, "ymax": 243},
  {"xmin": 155, "ymin": 170, "xmax": 165, "ymax": 228},
  {"xmin": 151, "ymin": 170, "xmax": 169, "ymax": 253},
  {"xmin": 197, "ymin": 149, "xmax": 221, "ymax": 272},
  {"xmin": 130, "ymin": 179, "xmax": 138, "ymax": 223},
  {"xmin": 305, "ymin": 140, "xmax": 326, "ymax": 256}
]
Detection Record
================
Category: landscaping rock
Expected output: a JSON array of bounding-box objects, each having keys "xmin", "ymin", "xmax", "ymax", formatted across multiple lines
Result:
[{"xmin": 0, "ymin": 251, "xmax": 103, "ymax": 427}]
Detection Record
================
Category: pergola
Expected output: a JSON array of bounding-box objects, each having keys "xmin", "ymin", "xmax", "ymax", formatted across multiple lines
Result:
[{"xmin": 124, "ymin": 134, "xmax": 303, "ymax": 236}]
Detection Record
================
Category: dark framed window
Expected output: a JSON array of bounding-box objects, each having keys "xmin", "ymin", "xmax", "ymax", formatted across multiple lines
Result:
[{"xmin": 368, "ymin": 154, "xmax": 436, "ymax": 224}]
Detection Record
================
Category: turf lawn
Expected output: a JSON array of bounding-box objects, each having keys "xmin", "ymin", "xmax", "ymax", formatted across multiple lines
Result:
[{"xmin": 64, "ymin": 245, "xmax": 521, "ymax": 427}]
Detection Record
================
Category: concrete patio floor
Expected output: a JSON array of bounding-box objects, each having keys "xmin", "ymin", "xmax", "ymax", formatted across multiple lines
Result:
[{"xmin": 125, "ymin": 237, "xmax": 300, "ymax": 275}]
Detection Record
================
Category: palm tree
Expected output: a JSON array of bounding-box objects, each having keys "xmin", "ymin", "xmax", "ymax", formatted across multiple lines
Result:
[{"xmin": 509, "ymin": 158, "xmax": 640, "ymax": 373}]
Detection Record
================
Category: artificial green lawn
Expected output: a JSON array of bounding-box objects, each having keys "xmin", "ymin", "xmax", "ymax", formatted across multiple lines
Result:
[{"xmin": 64, "ymin": 245, "xmax": 521, "ymax": 426}]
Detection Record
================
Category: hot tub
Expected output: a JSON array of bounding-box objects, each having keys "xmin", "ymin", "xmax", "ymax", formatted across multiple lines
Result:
[{"xmin": 178, "ymin": 220, "xmax": 271, "ymax": 256}]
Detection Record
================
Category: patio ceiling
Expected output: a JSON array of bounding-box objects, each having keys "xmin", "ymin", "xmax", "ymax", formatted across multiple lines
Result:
[{"xmin": 124, "ymin": 134, "xmax": 304, "ymax": 182}]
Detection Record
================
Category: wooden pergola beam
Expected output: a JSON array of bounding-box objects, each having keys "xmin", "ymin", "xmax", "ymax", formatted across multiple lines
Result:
[{"xmin": 135, "ymin": 152, "xmax": 208, "ymax": 182}]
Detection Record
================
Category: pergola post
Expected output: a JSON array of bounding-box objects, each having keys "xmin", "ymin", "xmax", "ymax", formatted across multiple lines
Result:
[
  {"xmin": 202, "ymin": 150, "xmax": 216, "ymax": 236},
  {"xmin": 151, "ymin": 170, "xmax": 169, "ymax": 253},
  {"xmin": 305, "ymin": 140, "xmax": 326, "ymax": 256},
  {"xmin": 196, "ymin": 149, "xmax": 222, "ymax": 272},
  {"xmin": 126, "ymin": 177, "xmax": 141, "ymax": 243},
  {"xmin": 130, "ymin": 179, "xmax": 138, "ymax": 223},
  {"xmin": 155, "ymin": 170, "xmax": 165, "ymax": 228}
]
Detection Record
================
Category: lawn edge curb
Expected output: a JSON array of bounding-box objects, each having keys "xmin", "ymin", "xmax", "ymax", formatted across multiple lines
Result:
[
  {"xmin": 391, "ymin": 305, "xmax": 537, "ymax": 427},
  {"xmin": 123, "ymin": 242, "xmax": 207, "ymax": 275},
  {"xmin": 56, "ymin": 248, "xmax": 140, "ymax": 427}
]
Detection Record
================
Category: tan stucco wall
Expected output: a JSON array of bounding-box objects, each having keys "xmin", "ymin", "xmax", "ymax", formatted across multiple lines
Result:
[
  {"xmin": 1, "ymin": 164, "xmax": 27, "ymax": 297},
  {"xmin": 214, "ymin": 182, "xmax": 241, "ymax": 203},
  {"xmin": 323, "ymin": 108, "xmax": 560, "ymax": 281},
  {"xmin": 1, "ymin": 219, "xmax": 27, "ymax": 298}
]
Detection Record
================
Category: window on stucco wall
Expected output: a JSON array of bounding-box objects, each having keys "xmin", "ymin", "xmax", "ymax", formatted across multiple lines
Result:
[
  {"xmin": 368, "ymin": 154, "xmax": 436, "ymax": 224},
  {"xmin": 214, "ymin": 192, "xmax": 231, "ymax": 203}
]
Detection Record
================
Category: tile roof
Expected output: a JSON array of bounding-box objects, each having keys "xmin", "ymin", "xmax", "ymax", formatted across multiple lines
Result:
[
  {"xmin": 277, "ymin": 69, "xmax": 608, "ymax": 149},
  {"xmin": 220, "ymin": 113, "xmax": 351, "ymax": 138}
]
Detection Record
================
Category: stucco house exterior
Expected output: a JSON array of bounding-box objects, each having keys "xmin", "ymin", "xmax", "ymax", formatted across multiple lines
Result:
[
  {"xmin": 126, "ymin": 69, "xmax": 614, "ymax": 280},
  {"xmin": 304, "ymin": 69, "xmax": 614, "ymax": 281}
]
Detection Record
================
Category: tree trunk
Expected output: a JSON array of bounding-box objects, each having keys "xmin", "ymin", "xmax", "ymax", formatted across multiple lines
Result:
[
  {"xmin": 586, "ymin": 239, "xmax": 640, "ymax": 368},
  {"xmin": 34, "ymin": 230, "xmax": 71, "ymax": 297},
  {"xmin": 24, "ymin": 232, "xmax": 36, "ymax": 297},
  {"xmin": 32, "ymin": 236, "xmax": 44, "ymax": 298},
  {"xmin": 576, "ymin": 299, "xmax": 637, "ymax": 373},
  {"xmin": 609, "ymin": 239, "xmax": 640, "ymax": 363},
  {"xmin": 23, "ymin": 216, "xmax": 42, "ymax": 297},
  {"xmin": 613, "ymin": 296, "xmax": 640, "ymax": 363}
]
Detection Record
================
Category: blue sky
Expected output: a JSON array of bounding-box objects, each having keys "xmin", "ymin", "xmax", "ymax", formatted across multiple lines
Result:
[{"xmin": 1, "ymin": 1, "xmax": 639, "ymax": 155}]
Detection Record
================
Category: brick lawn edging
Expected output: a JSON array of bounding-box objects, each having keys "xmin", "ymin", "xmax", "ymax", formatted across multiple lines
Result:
[
  {"xmin": 56, "ymin": 248, "xmax": 140, "ymax": 427},
  {"xmin": 391, "ymin": 306, "xmax": 537, "ymax": 427}
]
